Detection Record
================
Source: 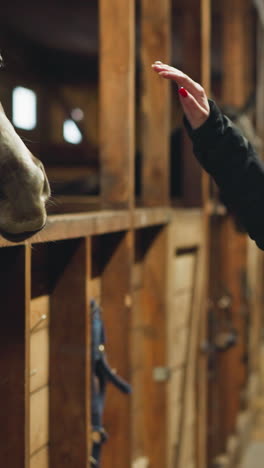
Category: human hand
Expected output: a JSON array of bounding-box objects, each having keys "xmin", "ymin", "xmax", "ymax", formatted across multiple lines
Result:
[{"xmin": 152, "ymin": 61, "xmax": 210, "ymax": 130}]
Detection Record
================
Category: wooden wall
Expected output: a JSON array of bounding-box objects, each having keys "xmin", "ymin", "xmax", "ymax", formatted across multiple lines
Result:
[{"xmin": 0, "ymin": 1, "xmax": 262, "ymax": 468}]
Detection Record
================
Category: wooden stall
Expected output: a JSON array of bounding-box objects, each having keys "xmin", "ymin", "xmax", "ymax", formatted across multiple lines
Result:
[{"xmin": 0, "ymin": 1, "xmax": 262, "ymax": 467}]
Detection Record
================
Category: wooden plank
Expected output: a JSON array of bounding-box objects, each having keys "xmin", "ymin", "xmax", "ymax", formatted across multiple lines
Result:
[
  {"xmin": 168, "ymin": 326, "xmax": 189, "ymax": 369},
  {"xmin": 167, "ymin": 292, "xmax": 193, "ymax": 329},
  {"xmin": 170, "ymin": 209, "xmax": 203, "ymax": 248},
  {"xmin": 49, "ymin": 238, "xmax": 91, "ymax": 467},
  {"xmin": 167, "ymin": 401, "xmax": 181, "ymax": 467},
  {"xmin": 216, "ymin": 219, "xmax": 249, "ymax": 447},
  {"xmin": 0, "ymin": 208, "xmax": 173, "ymax": 247},
  {"xmin": 207, "ymin": 1, "xmax": 254, "ymax": 459},
  {"xmin": 132, "ymin": 262, "xmax": 144, "ymax": 291},
  {"xmin": 131, "ymin": 227, "xmax": 168, "ymax": 466},
  {"xmin": 176, "ymin": 245, "xmax": 206, "ymax": 467},
  {"xmin": 221, "ymin": 0, "xmax": 254, "ymax": 106},
  {"xmin": 172, "ymin": 253, "xmax": 196, "ymax": 293},
  {"xmin": 197, "ymin": 1, "xmax": 211, "ymax": 465},
  {"xmin": 134, "ymin": 208, "xmax": 171, "ymax": 228},
  {"xmin": 30, "ymin": 387, "xmax": 49, "ymax": 455},
  {"xmin": 30, "ymin": 328, "xmax": 49, "ymax": 393},
  {"xmin": 100, "ymin": 231, "xmax": 133, "ymax": 467},
  {"xmin": 30, "ymin": 296, "xmax": 50, "ymax": 332},
  {"xmin": 0, "ymin": 211, "xmax": 131, "ymax": 246},
  {"xmin": 30, "ymin": 446, "xmax": 49, "ymax": 468},
  {"xmin": 181, "ymin": 0, "xmax": 203, "ymax": 207},
  {"xmin": 30, "ymin": 447, "xmax": 48, "ymax": 468},
  {"xmin": 168, "ymin": 368, "xmax": 185, "ymax": 405},
  {"xmin": 99, "ymin": 0, "xmax": 135, "ymax": 208},
  {"xmin": 141, "ymin": 0, "xmax": 171, "ymax": 206},
  {"xmin": 0, "ymin": 245, "xmax": 31, "ymax": 468},
  {"xmin": 247, "ymin": 239, "xmax": 263, "ymax": 374}
]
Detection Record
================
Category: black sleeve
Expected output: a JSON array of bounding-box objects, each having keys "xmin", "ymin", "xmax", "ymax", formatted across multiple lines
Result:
[{"xmin": 184, "ymin": 99, "xmax": 264, "ymax": 250}]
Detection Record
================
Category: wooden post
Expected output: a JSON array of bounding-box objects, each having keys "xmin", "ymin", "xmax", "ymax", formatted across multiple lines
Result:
[
  {"xmin": 181, "ymin": 0, "xmax": 203, "ymax": 207},
  {"xmin": 100, "ymin": 231, "xmax": 133, "ymax": 467},
  {"xmin": 209, "ymin": 0, "xmax": 254, "ymax": 455},
  {"xmin": 220, "ymin": 0, "xmax": 253, "ymax": 439},
  {"xmin": 198, "ymin": 1, "xmax": 211, "ymax": 467},
  {"xmin": 131, "ymin": 227, "xmax": 167, "ymax": 467},
  {"xmin": 0, "ymin": 245, "xmax": 31, "ymax": 468},
  {"xmin": 99, "ymin": 0, "xmax": 135, "ymax": 209},
  {"xmin": 141, "ymin": 0, "xmax": 171, "ymax": 206},
  {"xmin": 49, "ymin": 238, "xmax": 91, "ymax": 467}
]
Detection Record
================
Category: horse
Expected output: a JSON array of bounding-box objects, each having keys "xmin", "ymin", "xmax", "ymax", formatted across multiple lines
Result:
[{"xmin": 0, "ymin": 101, "xmax": 50, "ymax": 242}]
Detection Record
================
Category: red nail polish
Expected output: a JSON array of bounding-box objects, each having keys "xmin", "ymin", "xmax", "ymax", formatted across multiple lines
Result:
[{"xmin": 178, "ymin": 87, "xmax": 188, "ymax": 98}]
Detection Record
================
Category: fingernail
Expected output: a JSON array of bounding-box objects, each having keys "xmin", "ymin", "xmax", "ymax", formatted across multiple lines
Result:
[
  {"xmin": 155, "ymin": 60, "xmax": 162, "ymax": 64},
  {"xmin": 178, "ymin": 87, "xmax": 188, "ymax": 98}
]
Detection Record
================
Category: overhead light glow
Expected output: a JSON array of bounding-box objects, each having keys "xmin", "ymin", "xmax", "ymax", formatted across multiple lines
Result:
[
  {"xmin": 12, "ymin": 86, "xmax": 37, "ymax": 130},
  {"xmin": 63, "ymin": 119, "xmax": 83, "ymax": 144}
]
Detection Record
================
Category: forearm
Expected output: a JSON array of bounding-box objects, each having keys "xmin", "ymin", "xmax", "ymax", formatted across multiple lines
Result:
[{"xmin": 184, "ymin": 100, "xmax": 264, "ymax": 249}]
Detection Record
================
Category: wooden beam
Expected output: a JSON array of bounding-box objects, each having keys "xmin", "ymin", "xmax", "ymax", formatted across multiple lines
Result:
[
  {"xmin": 100, "ymin": 231, "xmax": 133, "ymax": 467},
  {"xmin": 221, "ymin": 0, "xmax": 254, "ymax": 106},
  {"xmin": 197, "ymin": 1, "xmax": 211, "ymax": 467},
  {"xmin": 141, "ymin": 0, "xmax": 171, "ymax": 206},
  {"xmin": 181, "ymin": 0, "xmax": 203, "ymax": 207},
  {"xmin": 49, "ymin": 238, "xmax": 91, "ymax": 467},
  {"xmin": 206, "ymin": 0, "xmax": 254, "ymax": 462},
  {"xmin": 0, "ymin": 245, "xmax": 31, "ymax": 468},
  {"xmin": 99, "ymin": 0, "xmax": 135, "ymax": 209},
  {"xmin": 215, "ymin": 0, "xmax": 253, "ymax": 451},
  {"xmin": 131, "ymin": 227, "xmax": 167, "ymax": 466}
]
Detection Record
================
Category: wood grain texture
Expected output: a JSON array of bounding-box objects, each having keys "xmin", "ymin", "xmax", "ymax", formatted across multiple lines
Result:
[
  {"xmin": 30, "ymin": 296, "xmax": 50, "ymax": 332},
  {"xmin": 197, "ymin": 2, "xmax": 211, "ymax": 466},
  {"xmin": 100, "ymin": 231, "xmax": 133, "ymax": 467},
  {"xmin": 181, "ymin": 0, "xmax": 202, "ymax": 207},
  {"xmin": 49, "ymin": 238, "xmax": 91, "ymax": 467},
  {"xmin": 30, "ymin": 446, "xmax": 48, "ymax": 468},
  {"xmin": 100, "ymin": 0, "xmax": 135, "ymax": 208},
  {"xmin": 207, "ymin": 0, "xmax": 254, "ymax": 461},
  {"xmin": 141, "ymin": 0, "xmax": 171, "ymax": 206},
  {"xmin": 177, "ymin": 245, "xmax": 205, "ymax": 468},
  {"xmin": 30, "ymin": 387, "xmax": 49, "ymax": 455},
  {"xmin": 30, "ymin": 328, "xmax": 49, "ymax": 393},
  {"xmin": 131, "ymin": 227, "xmax": 168, "ymax": 466},
  {"xmin": 0, "ymin": 208, "xmax": 172, "ymax": 247},
  {"xmin": 166, "ymin": 212, "xmax": 206, "ymax": 468}
]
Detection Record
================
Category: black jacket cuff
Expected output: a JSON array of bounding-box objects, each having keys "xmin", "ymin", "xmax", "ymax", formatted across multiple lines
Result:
[{"xmin": 183, "ymin": 99, "xmax": 225, "ymax": 149}]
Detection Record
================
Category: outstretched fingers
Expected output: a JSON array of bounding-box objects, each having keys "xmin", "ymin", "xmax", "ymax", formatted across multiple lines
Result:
[
  {"xmin": 152, "ymin": 61, "xmax": 210, "ymax": 129},
  {"xmin": 152, "ymin": 62, "xmax": 204, "ymax": 101}
]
